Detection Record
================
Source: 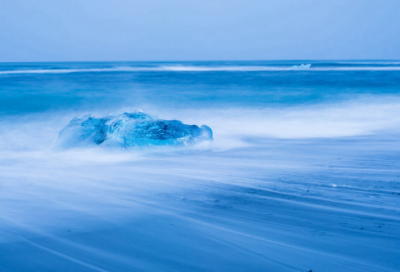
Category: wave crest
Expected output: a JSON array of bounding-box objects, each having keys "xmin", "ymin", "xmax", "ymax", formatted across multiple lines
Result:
[{"xmin": 2, "ymin": 64, "xmax": 400, "ymax": 75}]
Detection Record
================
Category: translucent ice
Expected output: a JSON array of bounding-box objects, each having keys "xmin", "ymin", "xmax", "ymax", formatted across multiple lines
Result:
[{"xmin": 56, "ymin": 111, "xmax": 213, "ymax": 149}]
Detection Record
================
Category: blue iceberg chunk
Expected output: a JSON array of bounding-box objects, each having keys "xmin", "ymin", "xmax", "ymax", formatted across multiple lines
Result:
[{"xmin": 56, "ymin": 111, "xmax": 213, "ymax": 149}]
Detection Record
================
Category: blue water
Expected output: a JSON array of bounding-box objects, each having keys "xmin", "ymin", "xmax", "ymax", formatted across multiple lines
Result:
[
  {"xmin": 1, "ymin": 61, "xmax": 400, "ymax": 272},
  {"xmin": 1, "ymin": 60, "xmax": 400, "ymax": 115}
]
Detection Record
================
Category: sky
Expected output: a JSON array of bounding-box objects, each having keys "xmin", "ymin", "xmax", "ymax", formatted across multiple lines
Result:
[{"xmin": 1, "ymin": 0, "xmax": 400, "ymax": 62}]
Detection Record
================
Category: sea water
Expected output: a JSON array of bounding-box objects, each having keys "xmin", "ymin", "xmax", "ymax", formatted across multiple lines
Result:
[{"xmin": 1, "ymin": 61, "xmax": 400, "ymax": 271}]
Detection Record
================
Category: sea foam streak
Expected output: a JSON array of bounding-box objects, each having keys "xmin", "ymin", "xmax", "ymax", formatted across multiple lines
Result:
[
  {"xmin": 1, "ymin": 98, "xmax": 400, "ymax": 153},
  {"xmin": 0, "ymin": 65, "xmax": 296, "ymax": 74},
  {"xmin": 2, "ymin": 64, "xmax": 400, "ymax": 75}
]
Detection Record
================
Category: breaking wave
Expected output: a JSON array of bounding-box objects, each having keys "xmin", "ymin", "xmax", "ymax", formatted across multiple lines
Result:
[
  {"xmin": 2, "ymin": 63, "xmax": 400, "ymax": 75},
  {"xmin": 0, "ymin": 66, "xmax": 301, "ymax": 74}
]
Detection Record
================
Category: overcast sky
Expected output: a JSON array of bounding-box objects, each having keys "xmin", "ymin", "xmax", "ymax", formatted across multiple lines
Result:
[{"xmin": 1, "ymin": 0, "xmax": 400, "ymax": 62}]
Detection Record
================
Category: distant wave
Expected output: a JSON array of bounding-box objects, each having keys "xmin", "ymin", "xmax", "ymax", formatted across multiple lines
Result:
[
  {"xmin": 0, "ymin": 66, "xmax": 293, "ymax": 74},
  {"xmin": 290, "ymin": 64, "xmax": 311, "ymax": 70},
  {"xmin": 1, "ymin": 64, "xmax": 400, "ymax": 75},
  {"xmin": 157, "ymin": 65, "xmax": 312, "ymax": 71},
  {"xmin": 336, "ymin": 61, "xmax": 400, "ymax": 65},
  {"xmin": 317, "ymin": 67, "xmax": 400, "ymax": 71},
  {"xmin": 0, "ymin": 67, "xmax": 141, "ymax": 75},
  {"xmin": 157, "ymin": 65, "xmax": 283, "ymax": 71}
]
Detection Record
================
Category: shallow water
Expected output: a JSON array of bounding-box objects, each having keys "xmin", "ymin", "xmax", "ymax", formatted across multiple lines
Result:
[{"xmin": 1, "ymin": 61, "xmax": 400, "ymax": 271}]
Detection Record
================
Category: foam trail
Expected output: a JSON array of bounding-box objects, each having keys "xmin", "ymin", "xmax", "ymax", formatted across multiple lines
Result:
[
  {"xmin": 0, "ymin": 66, "xmax": 291, "ymax": 74},
  {"xmin": 2, "ymin": 98, "xmax": 400, "ymax": 153},
  {"xmin": 2, "ymin": 64, "xmax": 400, "ymax": 75},
  {"xmin": 317, "ymin": 66, "xmax": 400, "ymax": 71},
  {"xmin": 140, "ymin": 98, "xmax": 400, "ymax": 151},
  {"xmin": 290, "ymin": 64, "xmax": 311, "ymax": 70},
  {"xmin": 156, "ymin": 65, "xmax": 288, "ymax": 71},
  {"xmin": 336, "ymin": 61, "xmax": 400, "ymax": 65},
  {"xmin": 0, "ymin": 67, "xmax": 141, "ymax": 75}
]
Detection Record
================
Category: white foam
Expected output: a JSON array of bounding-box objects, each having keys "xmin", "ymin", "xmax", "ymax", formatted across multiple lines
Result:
[
  {"xmin": 0, "ymin": 67, "xmax": 140, "ymax": 75},
  {"xmin": 157, "ymin": 65, "xmax": 287, "ymax": 71},
  {"xmin": 336, "ymin": 61, "xmax": 400, "ymax": 65},
  {"xmin": 0, "ymin": 66, "xmax": 289, "ymax": 74},
  {"xmin": 113, "ymin": 97, "xmax": 400, "ymax": 151},
  {"xmin": 290, "ymin": 64, "xmax": 311, "ymax": 70},
  {"xmin": 316, "ymin": 66, "xmax": 400, "ymax": 71},
  {"xmin": 2, "ymin": 64, "xmax": 400, "ymax": 75},
  {"xmin": 2, "ymin": 97, "xmax": 400, "ymax": 153}
]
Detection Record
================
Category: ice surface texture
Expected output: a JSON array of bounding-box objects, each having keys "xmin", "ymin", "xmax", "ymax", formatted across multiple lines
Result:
[{"xmin": 56, "ymin": 112, "xmax": 213, "ymax": 149}]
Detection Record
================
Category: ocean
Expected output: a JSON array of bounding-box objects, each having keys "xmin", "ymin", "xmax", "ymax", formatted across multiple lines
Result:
[{"xmin": 1, "ymin": 61, "xmax": 400, "ymax": 271}]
